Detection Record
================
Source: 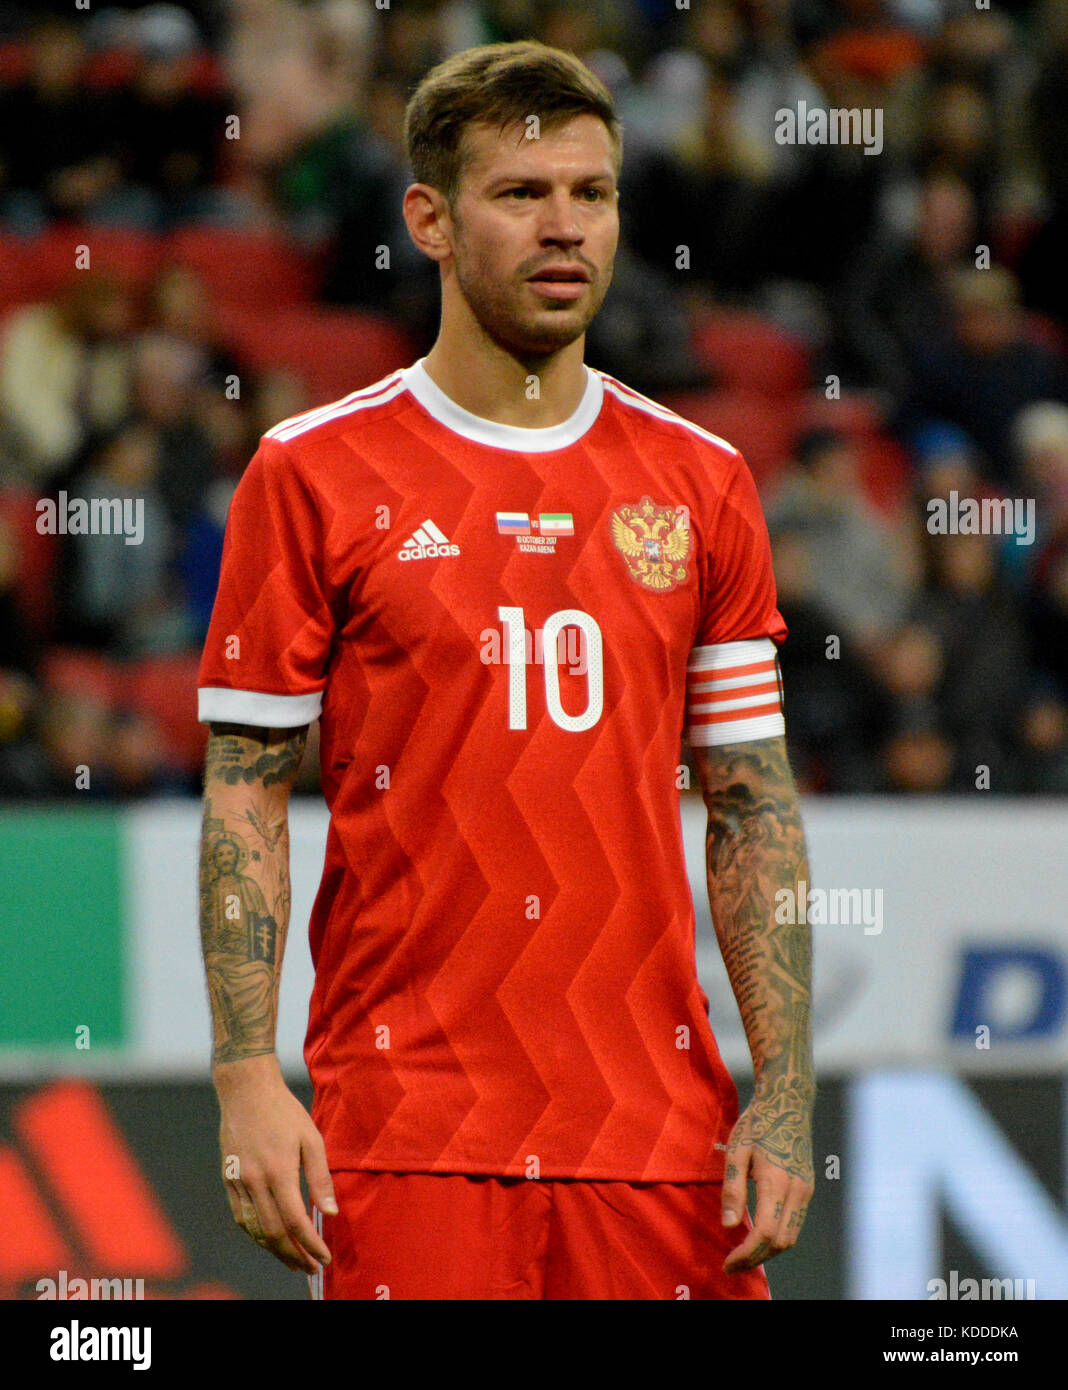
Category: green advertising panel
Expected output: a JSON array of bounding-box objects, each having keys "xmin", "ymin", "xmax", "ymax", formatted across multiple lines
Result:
[{"xmin": 0, "ymin": 808, "xmax": 125, "ymax": 1048}]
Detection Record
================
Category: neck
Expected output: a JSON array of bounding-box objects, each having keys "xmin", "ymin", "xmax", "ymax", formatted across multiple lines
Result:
[{"xmin": 422, "ymin": 316, "xmax": 588, "ymax": 429}]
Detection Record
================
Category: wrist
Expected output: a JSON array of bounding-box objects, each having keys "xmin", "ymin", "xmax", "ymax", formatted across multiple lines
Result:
[
  {"xmin": 212, "ymin": 1050, "xmax": 281, "ymax": 1092},
  {"xmin": 753, "ymin": 1068, "xmax": 816, "ymax": 1106}
]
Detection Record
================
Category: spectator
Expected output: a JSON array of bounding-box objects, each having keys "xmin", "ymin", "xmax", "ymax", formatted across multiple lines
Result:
[
  {"xmin": 56, "ymin": 420, "xmax": 183, "ymax": 657},
  {"xmin": 625, "ymin": 62, "xmax": 778, "ymax": 295},
  {"xmin": 839, "ymin": 172, "xmax": 976, "ymax": 409},
  {"xmin": 881, "ymin": 712, "xmax": 957, "ymax": 793},
  {"xmin": 129, "ymin": 333, "xmax": 216, "ymax": 530},
  {"xmin": 34, "ymin": 690, "xmax": 115, "ymax": 798},
  {"xmin": 765, "ymin": 428, "xmax": 915, "ymax": 652},
  {"xmin": 871, "ymin": 616, "xmax": 958, "ymax": 796},
  {"xmin": 911, "ymin": 265, "xmax": 1068, "ymax": 483},
  {"xmin": 584, "ymin": 243, "xmax": 710, "ymax": 395},
  {"xmin": 1015, "ymin": 682, "xmax": 1068, "ymax": 794},
  {"xmin": 108, "ymin": 5, "xmax": 227, "ymax": 227},
  {"xmin": 108, "ymin": 707, "xmax": 188, "ymax": 797},
  {"xmin": 1013, "ymin": 401, "xmax": 1068, "ymax": 559},
  {"xmin": 1026, "ymin": 525, "xmax": 1068, "ymax": 696},
  {"xmin": 0, "ymin": 18, "xmax": 125, "ymax": 231},
  {"xmin": 0, "ymin": 1, "xmax": 1063, "ymax": 798},
  {"xmin": 0, "ymin": 511, "xmax": 38, "ymax": 679},
  {"xmin": 0, "ymin": 273, "xmax": 133, "ymax": 487},
  {"xmin": 771, "ymin": 525, "xmax": 888, "ymax": 791},
  {"xmin": 146, "ymin": 263, "xmax": 241, "ymax": 391},
  {"xmin": 1020, "ymin": 0, "xmax": 1068, "ymax": 332},
  {"xmin": 911, "ymin": 529, "xmax": 1029, "ymax": 788}
]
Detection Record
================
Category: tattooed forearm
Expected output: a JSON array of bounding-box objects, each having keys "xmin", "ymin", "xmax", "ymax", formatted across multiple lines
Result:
[
  {"xmin": 695, "ymin": 735, "xmax": 815, "ymax": 1177},
  {"xmin": 199, "ymin": 723, "xmax": 307, "ymax": 1067}
]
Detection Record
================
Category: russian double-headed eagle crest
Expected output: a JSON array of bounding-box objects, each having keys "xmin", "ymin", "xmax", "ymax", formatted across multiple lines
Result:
[{"xmin": 610, "ymin": 496, "xmax": 692, "ymax": 592}]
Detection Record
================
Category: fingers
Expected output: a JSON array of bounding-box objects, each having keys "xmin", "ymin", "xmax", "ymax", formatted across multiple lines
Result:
[
  {"xmin": 236, "ymin": 1180, "xmax": 318, "ymax": 1273},
  {"xmin": 230, "ymin": 1180, "xmax": 311, "ymax": 1272},
  {"xmin": 721, "ymin": 1141, "xmax": 751, "ymax": 1229},
  {"xmin": 723, "ymin": 1226, "xmax": 774, "ymax": 1275},
  {"xmin": 723, "ymin": 1157, "xmax": 814, "ymax": 1274},
  {"xmin": 223, "ymin": 1178, "xmax": 243, "ymax": 1225},
  {"xmin": 723, "ymin": 1175, "xmax": 781, "ymax": 1274},
  {"xmin": 301, "ymin": 1131, "xmax": 339, "ymax": 1218},
  {"xmin": 227, "ymin": 1171, "xmax": 329, "ymax": 1274},
  {"xmin": 774, "ymin": 1191, "xmax": 810, "ymax": 1248},
  {"xmin": 270, "ymin": 1169, "xmax": 333, "ymax": 1268}
]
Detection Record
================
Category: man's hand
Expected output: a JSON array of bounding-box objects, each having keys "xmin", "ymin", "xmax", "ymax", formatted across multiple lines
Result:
[
  {"xmin": 214, "ymin": 1055, "xmax": 338, "ymax": 1275},
  {"xmin": 720, "ymin": 1085, "xmax": 815, "ymax": 1274}
]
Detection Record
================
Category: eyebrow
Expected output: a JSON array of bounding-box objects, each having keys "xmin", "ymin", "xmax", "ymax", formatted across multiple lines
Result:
[{"xmin": 483, "ymin": 172, "xmax": 617, "ymax": 192}]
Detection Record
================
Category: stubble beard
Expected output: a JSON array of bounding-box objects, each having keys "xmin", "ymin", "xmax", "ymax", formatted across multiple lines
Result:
[{"xmin": 452, "ymin": 234, "xmax": 612, "ymax": 360}]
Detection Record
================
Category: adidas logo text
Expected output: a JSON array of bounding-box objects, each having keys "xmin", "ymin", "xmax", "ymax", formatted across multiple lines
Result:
[{"xmin": 398, "ymin": 519, "xmax": 460, "ymax": 561}]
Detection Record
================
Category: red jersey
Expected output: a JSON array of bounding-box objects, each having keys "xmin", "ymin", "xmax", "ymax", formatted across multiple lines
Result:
[{"xmin": 198, "ymin": 359, "xmax": 787, "ymax": 1181}]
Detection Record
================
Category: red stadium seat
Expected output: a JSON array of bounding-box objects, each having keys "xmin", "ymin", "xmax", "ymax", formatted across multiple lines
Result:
[
  {"xmin": 83, "ymin": 45, "xmax": 222, "ymax": 95},
  {"xmin": 690, "ymin": 310, "xmax": 811, "ymax": 396},
  {"xmin": 0, "ymin": 232, "xmax": 41, "ymax": 313},
  {"xmin": 855, "ymin": 432, "xmax": 912, "ymax": 515},
  {"xmin": 802, "ymin": 390, "xmax": 912, "ymax": 515},
  {"xmin": 217, "ymin": 304, "xmax": 417, "ymax": 401},
  {"xmin": 187, "ymin": 51, "xmax": 225, "ymax": 96},
  {"xmin": 1024, "ymin": 310, "xmax": 1068, "ymax": 362},
  {"xmin": 38, "ymin": 649, "xmax": 206, "ymax": 773},
  {"xmin": 167, "ymin": 227, "xmax": 319, "ymax": 309},
  {"xmin": 0, "ymin": 40, "xmax": 29, "ymax": 84},
  {"xmin": 0, "ymin": 486, "xmax": 58, "ymax": 638},
  {"xmin": 658, "ymin": 388, "xmax": 804, "ymax": 491},
  {"xmin": 25, "ymin": 225, "xmax": 166, "ymax": 298},
  {"xmin": 83, "ymin": 47, "xmax": 139, "ymax": 91},
  {"xmin": 40, "ymin": 647, "xmax": 120, "ymax": 706},
  {"xmin": 815, "ymin": 29, "xmax": 927, "ymax": 85},
  {"xmin": 126, "ymin": 653, "xmax": 207, "ymax": 775}
]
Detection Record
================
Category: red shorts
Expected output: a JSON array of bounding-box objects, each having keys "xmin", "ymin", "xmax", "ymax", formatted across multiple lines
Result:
[{"xmin": 313, "ymin": 1172, "xmax": 770, "ymax": 1300}]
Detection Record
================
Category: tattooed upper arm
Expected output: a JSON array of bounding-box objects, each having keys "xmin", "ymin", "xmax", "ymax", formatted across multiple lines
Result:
[
  {"xmin": 204, "ymin": 723, "xmax": 309, "ymax": 794},
  {"xmin": 692, "ymin": 736, "xmax": 805, "ymax": 879}
]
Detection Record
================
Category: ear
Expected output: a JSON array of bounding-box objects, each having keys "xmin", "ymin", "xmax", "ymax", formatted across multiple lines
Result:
[{"xmin": 402, "ymin": 183, "xmax": 454, "ymax": 263}]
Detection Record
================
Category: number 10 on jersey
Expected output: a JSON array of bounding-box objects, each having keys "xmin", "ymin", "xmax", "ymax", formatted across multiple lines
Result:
[{"xmin": 497, "ymin": 606, "xmax": 604, "ymax": 733}]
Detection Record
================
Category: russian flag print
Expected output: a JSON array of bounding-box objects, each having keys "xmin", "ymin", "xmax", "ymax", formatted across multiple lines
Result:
[
  {"xmin": 496, "ymin": 512, "xmax": 575, "ymax": 536},
  {"xmin": 685, "ymin": 637, "xmax": 785, "ymax": 746}
]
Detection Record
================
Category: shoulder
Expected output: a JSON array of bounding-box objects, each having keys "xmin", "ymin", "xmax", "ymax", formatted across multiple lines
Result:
[
  {"xmin": 593, "ymin": 368, "xmax": 743, "ymax": 473},
  {"xmin": 261, "ymin": 367, "xmax": 412, "ymax": 451}
]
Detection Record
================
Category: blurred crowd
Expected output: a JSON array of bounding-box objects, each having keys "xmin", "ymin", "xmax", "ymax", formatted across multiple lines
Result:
[{"xmin": 1, "ymin": 0, "xmax": 1067, "ymax": 797}]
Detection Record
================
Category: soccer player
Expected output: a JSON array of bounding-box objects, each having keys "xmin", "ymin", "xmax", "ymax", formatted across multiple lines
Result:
[{"xmin": 197, "ymin": 40, "xmax": 815, "ymax": 1300}]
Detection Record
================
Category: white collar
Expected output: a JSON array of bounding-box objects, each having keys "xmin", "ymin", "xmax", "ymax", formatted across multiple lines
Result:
[{"xmin": 402, "ymin": 356, "xmax": 603, "ymax": 452}]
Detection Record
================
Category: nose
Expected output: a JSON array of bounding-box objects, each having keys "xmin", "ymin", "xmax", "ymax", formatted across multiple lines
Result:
[{"xmin": 538, "ymin": 188, "xmax": 585, "ymax": 247}]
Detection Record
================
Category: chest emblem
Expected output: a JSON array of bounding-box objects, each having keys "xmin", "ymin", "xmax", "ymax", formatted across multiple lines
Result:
[{"xmin": 610, "ymin": 496, "xmax": 692, "ymax": 592}]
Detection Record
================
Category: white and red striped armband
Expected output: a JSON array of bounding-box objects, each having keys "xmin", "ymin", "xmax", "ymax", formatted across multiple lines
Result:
[{"xmin": 685, "ymin": 637, "xmax": 785, "ymax": 746}]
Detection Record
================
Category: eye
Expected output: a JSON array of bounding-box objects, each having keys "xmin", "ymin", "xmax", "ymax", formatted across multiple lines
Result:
[
  {"xmin": 505, "ymin": 187, "xmax": 534, "ymax": 199},
  {"xmin": 580, "ymin": 186, "xmax": 608, "ymax": 201}
]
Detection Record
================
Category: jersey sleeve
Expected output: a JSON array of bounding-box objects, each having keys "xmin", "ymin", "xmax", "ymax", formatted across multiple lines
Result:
[
  {"xmin": 197, "ymin": 435, "xmax": 335, "ymax": 727},
  {"xmin": 686, "ymin": 453, "xmax": 787, "ymax": 747}
]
